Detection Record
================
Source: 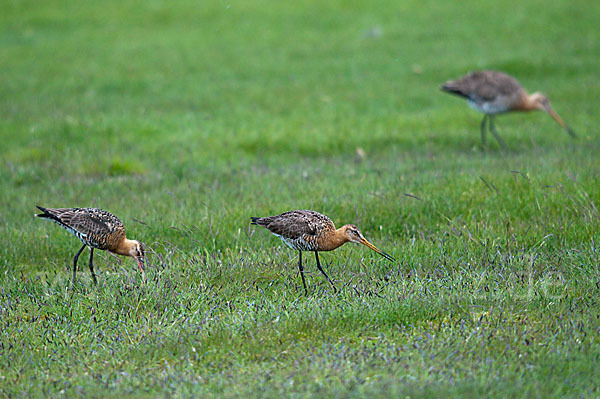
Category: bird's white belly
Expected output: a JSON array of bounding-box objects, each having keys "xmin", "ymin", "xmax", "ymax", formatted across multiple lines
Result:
[
  {"xmin": 272, "ymin": 233, "xmax": 315, "ymax": 251},
  {"xmin": 468, "ymin": 100, "xmax": 508, "ymax": 115}
]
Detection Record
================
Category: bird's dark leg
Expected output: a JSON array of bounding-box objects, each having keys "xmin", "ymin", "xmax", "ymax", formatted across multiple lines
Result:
[
  {"xmin": 488, "ymin": 116, "xmax": 507, "ymax": 149},
  {"xmin": 480, "ymin": 115, "xmax": 488, "ymax": 150},
  {"xmin": 72, "ymin": 244, "xmax": 86, "ymax": 284},
  {"xmin": 88, "ymin": 248, "xmax": 98, "ymax": 285},
  {"xmin": 314, "ymin": 252, "xmax": 337, "ymax": 293},
  {"xmin": 298, "ymin": 251, "xmax": 308, "ymax": 296}
]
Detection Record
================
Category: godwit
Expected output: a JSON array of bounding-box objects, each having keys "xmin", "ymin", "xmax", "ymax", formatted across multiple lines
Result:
[
  {"xmin": 35, "ymin": 206, "xmax": 146, "ymax": 284},
  {"xmin": 251, "ymin": 210, "xmax": 395, "ymax": 295},
  {"xmin": 441, "ymin": 70, "xmax": 575, "ymax": 148}
]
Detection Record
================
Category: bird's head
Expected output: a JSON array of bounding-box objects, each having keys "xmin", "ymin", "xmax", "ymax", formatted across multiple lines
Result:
[
  {"xmin": 341, "ymin": 224, "xmax": 395, "ymax": 262},
  {"xmin": 130, "ymin": 240, "xmax": 145, "ymax": 259},
  {"xmin": 118, "ymin": 239, "xmax": 147, "ymax": 281},
  {"xmin": 530, "ymin": 92, "xmax": 552, "ymax": 111},
  {"xmin": 530, "ymin": 92, "xmax": 576, "ymax": 137}
]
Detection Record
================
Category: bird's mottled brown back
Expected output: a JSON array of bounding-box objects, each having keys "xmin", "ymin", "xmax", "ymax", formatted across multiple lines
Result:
[
  {"xmin": 442, "ymin": 70, "xmax": 524, "ymax": 102},
  {"xmin": 252, "ymin": 210, "xmax": 335, "ymax": 251},
  {"xmin": 38, "ymin": 207, "xmax": 126, "ymax": 250}
]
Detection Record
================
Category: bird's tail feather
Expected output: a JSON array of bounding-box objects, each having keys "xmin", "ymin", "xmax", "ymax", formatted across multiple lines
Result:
[
  {"xmin": 440, "ymin": 82, "xmax": 470, "ymax": 99},
  {"xmin": 35, "ymin": 206, "xmax": 58, "ymax": 221}
]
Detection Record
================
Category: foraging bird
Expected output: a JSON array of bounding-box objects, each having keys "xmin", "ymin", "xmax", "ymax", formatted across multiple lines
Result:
[
  {"xmin": 251, "ymin": 210, "xmax": 395, "ymax": 295},
  {"xmin": 441, "ymin": 70, "xmax": 575, "ymax": 148},
  {"xmin": 35, "ymin": 206, "xmax": 146, "ymax": 284}
]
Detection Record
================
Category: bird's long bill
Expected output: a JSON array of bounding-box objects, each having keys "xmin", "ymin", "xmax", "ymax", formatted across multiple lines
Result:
[
  {"xmin": 137, "ymin": 257, "xmax": 147, "ymax": 281},
  {"xmin": 359, "ymin": 238, "xmax": 396, "ymax": 262},
  {"xmin": 548, "ymin": 109, "xmax": 576, "ymax": 138}
]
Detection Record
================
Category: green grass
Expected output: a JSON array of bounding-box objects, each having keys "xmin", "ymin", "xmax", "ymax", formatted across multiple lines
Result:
[{"xmin": 1, "ymin": 0, "xmax": 600, "ymax": 397}]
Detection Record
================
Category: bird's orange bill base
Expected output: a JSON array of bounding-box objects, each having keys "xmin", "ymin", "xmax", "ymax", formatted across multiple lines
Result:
[
  {"xmin": 359, "ymin": 238, "xmax": 396, "ymax": 262},
  {"xmin": 547, "ymin": 109, "xmax": 576, "ymax": 138}
]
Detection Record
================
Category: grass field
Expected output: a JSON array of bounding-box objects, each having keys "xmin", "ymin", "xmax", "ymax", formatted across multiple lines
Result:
[{"xmin": 1, "ymin": 0, "xmax": 600, "ymax": 397}]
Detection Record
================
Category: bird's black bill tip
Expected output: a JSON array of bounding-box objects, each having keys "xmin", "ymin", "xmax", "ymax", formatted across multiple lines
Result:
[
  {"xmin": 566, "ymin": 126, "xmax": 577, "ymax": 138},
  {"xmin": 379, "ymin": 251, "xmax": 396, "ymax": 262}
]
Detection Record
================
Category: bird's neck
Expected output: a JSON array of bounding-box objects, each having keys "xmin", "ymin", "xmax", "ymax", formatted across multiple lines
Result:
[
  {"xmin": 518, "ymin": 92, "xmax": 541, "ymax": 111},
  {"xmin": 113, "ymin": 238, "xmax": 136, "ymax": 257},
  {"xmin": 319, "ymin": 228, "xmax": 349, "ymax": 251}
]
